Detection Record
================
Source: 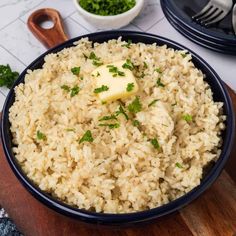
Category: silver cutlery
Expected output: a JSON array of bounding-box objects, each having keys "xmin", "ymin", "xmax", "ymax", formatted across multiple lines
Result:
[
  {"xmin": 233, "ymin": 4, "xmax": 236, "ymax": 34},
  {"xmin": 192, "ymin": 0, "xmax": 233, "ymax": 26}
]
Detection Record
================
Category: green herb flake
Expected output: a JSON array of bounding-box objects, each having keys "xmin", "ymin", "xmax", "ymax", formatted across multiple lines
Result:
[
  {"xmin": 101, "ymin": 101, "xmax": 107, "ymax": 105},
  {"xmin": 132, "ymin": 120, "xmax": 140, "ymax": 127},
  {"xmin": 181, "ymin": 53, "xmax": 187, "ymax": 58},
  {"xmin": 121, "ymin": 39, "xmax": 132, "ymax": 48},
  {"xmin": 156, "ymin": 78, "xmax": 165, "ymax": 87},
  {"xmin": 71, "ymin": 67, "xmax": 81, "ymax": 75},
  {"xmin": 80, "ymin": 77, "xmax": 84, "ymax": 80},
  {"xmin": 115, "ymin": 105, "xmax": 129, "ymax": 120},
  {"xmin": 126, "ymin": 83, "xmax": 134, "ymax": 92},
  {"xmin": 70, "ymin": 85, "xmax": 80, "ymax": 97},
  {"xmin": 99, "ymin": 115, "xmax": 117, "ymax": 121},
  {"xmin": 128, "ymin": 96, "xmax": 142, "ymax": 114},
  {"xmin": 107, "ymin": 65, "xmax": 125, "ymax": 77},
  {"xmin": 66, "ymin": 128, "xmax": 75, "ymax": 132},
  {"xmin": 155, "ymin": 68, "xmax": 162, "ymax": 74},
  {"xmin": 92, "ymin": 60, "xmax": 103, "ymax": 67},
  {"xmin": 176, "ymin": 162, "xmax": 183, "ymax": 168},
  {"xmin": 61, "ymin": 85, "xmax": 70, "ymax": 92},
  {"xmin": 143, "ymin": 62, "xmax": 148, "ymax": 69},
  {"xmin": 89, "ymin": 52, "xmax": 100, "ymax": 60},
  {"xmin": 96, "ymin": 71, "xmax": 100, "ymax": 77},
  {"xmin": 94, "ymin": 85, "xmax": 109, "ymax": 94},
  {"xmin": 150, "ymin": 138, "xmax": 160, "ymax": 149},
  {"xmin": 36, "ymin": 130, "xmax": 46, "ymax": 141},
  {"xmin": 182, "ymin": 114, "xmax": 192, "ymax": 122},
  {"xmin": 148, "ymin": 99, "xmax": 159, "ymax": 107},
  {"xmin": 99, "ymin": 123, "xmax": 120, "ymax": 129},
  {"xmin": 0, "ymin": 64, "xmax": 19, "ymax": 88},
  {"xmin": 171, "ymin": 102, "xmax": 177, "ymax": 106},
  {"xmin": 79, "ymin": 130, "xmax": 94, "ymax": 144},
  {"xmin": 122, "ymin": 59, "xmax": 134, "ymax": 71}
]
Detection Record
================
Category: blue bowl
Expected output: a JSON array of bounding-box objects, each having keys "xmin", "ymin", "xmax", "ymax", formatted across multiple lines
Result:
[
  {"xmin": 161, "ymin": 1, "xmax": 236, "ymax": 55},
  {"xmin": 1, "ymin": 31, "xmax": 235, "ymax": 225}
]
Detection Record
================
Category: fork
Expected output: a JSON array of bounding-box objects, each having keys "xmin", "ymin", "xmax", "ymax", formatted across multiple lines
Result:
[{"xmin": 192, "ymin": 0, "xmax": 233, "ymax": 26}]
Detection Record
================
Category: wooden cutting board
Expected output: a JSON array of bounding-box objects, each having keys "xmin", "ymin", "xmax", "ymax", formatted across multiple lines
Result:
[{"xmin": 0, "ymin": 8, "xmax": 235, "ymax": 236}]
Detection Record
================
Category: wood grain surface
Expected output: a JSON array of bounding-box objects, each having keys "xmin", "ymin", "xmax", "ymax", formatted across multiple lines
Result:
[{"xmin": 0, "ymin": 86, "xmax": 235, "ymax": 236}]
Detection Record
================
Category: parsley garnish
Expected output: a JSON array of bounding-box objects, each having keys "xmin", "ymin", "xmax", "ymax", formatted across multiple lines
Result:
[
  {"xmin": 155, "ymin": 68, "xmax": 162, "ymax": 74},
  {"xmin": 36, "ymin": 131, "xmax": 46, "ymax": 141},
  {"xmin": 80, "ymin": 77, "xmax": 84, "ymax": 80},
  {"xmin": 79, "ymin": 130, "xmax": 94, "ymax": 144},
  {"xmin": 99, "ymin": 123, "xmax": 120, "ymax": 129},
  {"xmin": 121, "ymin": 39, "xmax": 132, "ymax": 48},
  {"xmin": 94, "ymin": 85, "xmax": 109, "ymax": 93},
  {"xmin": 71, "ymin": 67, "xmax": 81, "ymax": 75},
  {"xmin": 176, "ymin": 162, "xmax": 183, "ymax": 168},
  {"xmin": 182, "ymin": 114, "xmax": 192, "ymax": 122},
  {"xmin": 126, "ymin": 83, "xmax": 134, "ymax": 92},
  {"xmin": 92, "ymin": 60, "xmax": 103, "ymax": 67},
  {"xmin": 128, "ymin": 96, "xmax": 142, "ymax": 114},
  {"xmin": 132, "ymin": 120, "xmax": 140, "ymax": 127},
  {"xmin": 150, "ymin": 138, "xmax": 160, "ymax": 149},
  {"xmin": 99, "ymin": 115, "xmax": 117, "ymax": 121},
  {"xmin": 122, "ymin": 59, "xmax": 134, "ymax": 70},
  {"xmin": 115, "ymin": 105, "xmax": 129, "ymax": 120},
  {"xmin": 148, "ymin": 99, "xmax": 159, "ymax": 107},
  {"xmin": 0, "ymin": 64, "xmax": 19, "ymax": 88},
  {"xmin": 61, "ymin": 85, "xmax": 70, "ymax": 92},
  {"xmin": 156, "ymin": 78, "xmax": 165, "ymax": 87},
  {"xmin": 70, "ymin": 85, "xmax": 80, "ymax": 97},
  {"xmin": 143, "ymin": 62, "xmax": 148, "ymax": 69},
  {"xmin": 107, "ymin": 65, "xmax": 125, "ymax": 77},
  {"xmin": 89, "ymin": 52, "xmax": 100, "ymax": 60}
]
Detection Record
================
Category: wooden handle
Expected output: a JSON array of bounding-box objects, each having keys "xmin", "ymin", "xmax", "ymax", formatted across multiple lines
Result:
[{"xmin": 27, "ymin": 8, "xmax": 68, "ymax": 49}]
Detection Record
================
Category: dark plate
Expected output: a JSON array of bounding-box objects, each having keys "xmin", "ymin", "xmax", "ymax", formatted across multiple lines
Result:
[
  {"xmin": 1, "ymin": 31, "xmax": 235, "ymax": 225},
  {"xmin": 161, "ymin": 1, "xmax": 236, "ymax": 55},
  {"xmin": 163, "ymin": 0, "xmax": 236, "ymax": 45}
]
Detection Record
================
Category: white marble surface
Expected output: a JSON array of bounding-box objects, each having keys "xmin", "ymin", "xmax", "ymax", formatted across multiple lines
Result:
[{"xmin": 0, "ymin": 0, "xmax": 236, "ymax": 111}]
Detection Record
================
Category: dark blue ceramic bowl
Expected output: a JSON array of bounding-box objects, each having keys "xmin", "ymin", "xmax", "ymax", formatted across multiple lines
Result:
[
  {"xmin": 161, "ymin": 1, "xmax": 236, "ymax": 55},
  {"xmin": 1, "ymin": 31, "xmax": 235, "ymax": 225}
]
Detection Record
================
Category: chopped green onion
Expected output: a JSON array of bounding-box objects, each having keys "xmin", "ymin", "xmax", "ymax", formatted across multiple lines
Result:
[
  {"xmin": 182, "ymin": 114, "xmax": 192, "ymax": 122},
  {"xmin": 36, "ymin": 131, "xmax": 46, "ymax": 141},
  {"xmin": 155, "ymin": 68, "xmax": 162, "ymax": 74},
  {"xmin": 89, "ymin": 52, "xmax": 100, "ymax": 60},
  {"xmin": 79, "ymin": 130, "xmax": 94, "ymax": 144},
  {"xmin": 99, "ymin": 115, "xmax": 117, "ymax": 121},
  {"xmin": 150, "ymin": 138, "xmax": 160, "ymax": 149},
  {"xmin": 92, "ymin": 60, "xmax": 103, "ymax": 67},
  {"xmin": 176, "ymin": 162, "xmax": 183, "ymax": 168},
  {"xmin": 132, "ymin": 120, "xmax": 140, "ymax": 127},
  {"xmin": 156, "ymin": 78, "xmax": 165, "ymax": 87},
  {"xmin": 143, "ymin": 62, "xmax": 148, "ymax": 69},
  {"xmin": 122, "ymin": 59, "xmax": 134, "ymax": 71},
  {"xmin": 99, "ymin": 123, "xmax": 120, "ymax": 129},
  {"xmin": 70, "ymin": 85, "xmax": 80, "ymax": 97},
  {"xmin": 61, "ymin": 85, "xmax": 70, "ymax": 92}
]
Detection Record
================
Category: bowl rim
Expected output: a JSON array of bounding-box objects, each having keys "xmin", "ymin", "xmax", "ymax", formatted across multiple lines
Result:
[
  {"xmin": 1, "ymin": 30, "xmax": 235, "ymax": 224},
  {"xmin": 73, "ymin": 0, "xmax": 144, "ymax": 20}
]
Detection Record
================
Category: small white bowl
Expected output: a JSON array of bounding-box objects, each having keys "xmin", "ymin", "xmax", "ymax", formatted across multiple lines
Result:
[{"xmin": 73, "ymin": 0, "xmax": 144, "ymax": 29}]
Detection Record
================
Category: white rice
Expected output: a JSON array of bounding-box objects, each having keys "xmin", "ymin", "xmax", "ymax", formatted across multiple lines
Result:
[{"xmin": 9, "ymin": 38, "xmax": 225, "ymax": 213}]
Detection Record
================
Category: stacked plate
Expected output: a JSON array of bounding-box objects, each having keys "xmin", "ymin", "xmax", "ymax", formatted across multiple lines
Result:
[{"xmin": 160, "ymin": 0, "xmax": 236, "ymax": 55}]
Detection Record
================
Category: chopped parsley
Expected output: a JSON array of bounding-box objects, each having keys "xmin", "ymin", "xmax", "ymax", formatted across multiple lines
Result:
[
  {"xmin": 143, "ymin": 61, "xmax": 148, "ymax": 69},
  {"xmin": 132, "ymin": 120, "xmax": 140, "ymax": 127},
  {"xmin": 176, "ymin": 162, "xmax": 183, "ymax": 168},
  {"xmin": 92, "ymin": 60, "xmax": 103, "ymax": 67},
  {"xmin": 66, "ymin": 128, "xmax": 75, "ymax": 132},
  {"xmin": 36, "ymin": 130, "xmax": 46, "ymax": 141},
  {"xmin": 150, "ymin": 138, "xmax": 160, "ymax": 149},
  {"xmin": 99, "ymin": 123, "xmax": 120, "ymax": 129},
  {"xmin": 80, "ymin": 76, "xmax": 84, "ymax": 80},
  {"xmin": 0, "ymin": 64, "xmax": 19, "ymax": 88},
  {"xmin": 89, "ymin": 52, "xmax": 100, "ymax": 60},
  {"xmin": 61, "ymin": 85, "xmax": 70, "ymax": 92},
  {"xmin": 79, "ymin": 130, "xmax": 94, "ymax": 144},
  {"xmin": 107, "ymin": 65, "xmax": 125, "ymax": 77},
  {"xmin": 156, "ymin": 78, "xmax": 165, "ymax": 87},
  {"xmin": 122, "ymin": 59, "xmax": 134, "ymax": 71},
  {"xmin": 126, "ymin": 83, "xmax": 134, "ymax": 92},
  {"xmin": 148, "ymin": 99, "xmax": 159, "ymax": 107},
  {"xmin": 70, "ymin": 85, "xmax": 80, "ymax": 97},
  {"xmin": 121, "ymin": 39, "xmax": 132, "ymax": 48},
  {"xmin": 115, "ymin": 105, "xmax": 129, "ymax": 120},
  {"xmin": 182, "ymin": 114, "xmax": 192, "ymax": 122},
  {"xmin": 71, "ymin": 67, "xmax": 81, "ymax": 75},
  {"xmin": 94, "ymin": 85, "xmax": 109, "ymax": 93},
  {"xmin": 99, "ymin": 115, "xmax": 117, "ymax": 121},
  {"xmin": 155, "ymin": 67, "xmax": 162, "ymax": 74},
  {"xmin": 128, "ymin": 96, "xmax": 142, "ymax": 114}
]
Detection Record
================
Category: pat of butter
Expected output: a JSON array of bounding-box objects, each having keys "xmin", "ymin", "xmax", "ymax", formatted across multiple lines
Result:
[{"xmin": 92, "ymin": 60, "xmax": 139, "ymax": 102}]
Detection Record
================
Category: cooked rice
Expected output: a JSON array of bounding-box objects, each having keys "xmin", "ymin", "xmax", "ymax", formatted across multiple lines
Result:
[{"xmin": 9, "ymin": 38, "xmax": 225, "ymax": 213}]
